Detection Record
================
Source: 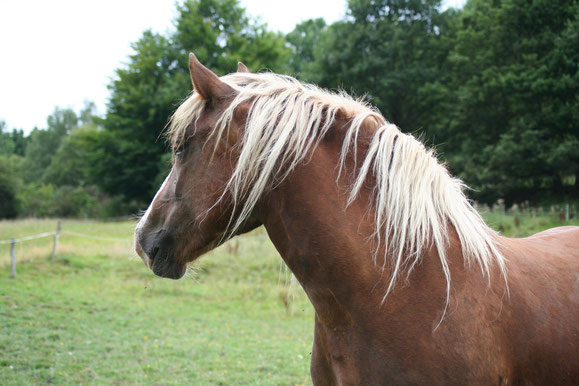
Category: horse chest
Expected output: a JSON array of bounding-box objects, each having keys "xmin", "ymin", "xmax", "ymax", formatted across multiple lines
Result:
[{"xmin": 311, "ymin": 318, "xmax": 433, "ymax": 385}]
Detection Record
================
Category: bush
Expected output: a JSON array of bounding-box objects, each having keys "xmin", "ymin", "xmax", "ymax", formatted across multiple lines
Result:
[
  {"xmin": 16, "ymin": 183, "xmax": 55, "ymax": 217},
  {"xmin": 0, "ymin": 162, "xmax": 18, "ymax": 219},
  {"xmin": 16, "ymin": 182, "xmax": 133, "ymax": 219}
]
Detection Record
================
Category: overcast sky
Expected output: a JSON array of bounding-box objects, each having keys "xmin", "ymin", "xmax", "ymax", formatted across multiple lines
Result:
[{"xmin": 0, "ymin": 0, "xmax": 465, "ymax": 134}]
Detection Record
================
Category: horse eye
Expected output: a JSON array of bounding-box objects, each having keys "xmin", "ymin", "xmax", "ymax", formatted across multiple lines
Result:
[{"xmin": 174, "ymin": 148, "xmax": 183, "ymax": 157}]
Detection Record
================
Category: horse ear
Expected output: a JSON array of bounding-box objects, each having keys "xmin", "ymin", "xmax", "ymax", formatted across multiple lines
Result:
[
  {"xmin": 237, "ymin": 61, "xmax": 250, "ymax": 73},
  {"xmin": 189, "ymin": 53, "xmax": 234, "ymax": 100}
]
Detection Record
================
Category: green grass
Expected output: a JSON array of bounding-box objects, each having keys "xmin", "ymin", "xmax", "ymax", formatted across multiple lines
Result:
[
  {"xmin": 480, "ymin": 209, "xmax": 579, "ymax": 238},
  {"xmin": 0, "ymin": 213, "xmax": 576, "ymax": 384},
  {"xmin": 0, "ymin": 220, "xmax": 313, "ymax": 385}
]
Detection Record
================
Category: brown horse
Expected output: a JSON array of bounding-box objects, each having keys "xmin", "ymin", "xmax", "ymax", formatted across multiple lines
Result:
[{"xmin": 135, "ymin": 54, "xmax": 579, "ymax": 385}]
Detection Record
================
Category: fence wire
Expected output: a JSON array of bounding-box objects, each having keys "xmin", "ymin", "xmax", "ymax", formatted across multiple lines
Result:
[
  {"xmin": 0, "ymin": 232, "xmax": 56, "ymax": 245},
  {"xmin": 0, "ymin": 230, "xmax": 134, "ymax": 245}
]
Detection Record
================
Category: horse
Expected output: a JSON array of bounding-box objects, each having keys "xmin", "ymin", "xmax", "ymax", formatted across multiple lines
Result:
[{"xmin": 135, "ymin": 53, "xmax": 579, "ymax": 385}]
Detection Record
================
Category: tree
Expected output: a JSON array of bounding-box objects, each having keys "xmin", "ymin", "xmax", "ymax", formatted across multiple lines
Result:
[
  {"xmin": 300, "ymin": 0, "xmax": 577, "ymax": 206},
  {"xmin": 307, "ymin": 0, "xmax": 454, "ymax": 133},
  {"xmin": 20, "ymin": 107, "xmax": 78, "ymax": 183},
  {"xmin": 79, "ymin": 101, "xmax": 97, "ymax": 125},
  {"xmin": 43, "ymin": 124, "xmax": 98, "ymax": 187},
  {"xmin": 0, "ymin": 121, "xmax": 27, "ymax": 157},
  {"xmin": 440, "ymin": 0, "xmax": 578, "ymax": 206},
  {"xmin": 102, "ymin": 30, "xmax": 182, "ymax": 203},
  {"xmin": 286, "ymin": 18, "xmax": 327, "ymax": 79},
  {"xmin": 0, "ymin": 121, "xmax": 14, "ymax": 155},
  {"xmin": 0, "ymin": 159, "xmax": 18, "ymax": 218},
  {"xmin": 100, "ymin": 0, "xmax": 290, "ymax": 205},
  {"xmin": 175, "ymin": 0, "xmax": 289, "ymax": 73}
]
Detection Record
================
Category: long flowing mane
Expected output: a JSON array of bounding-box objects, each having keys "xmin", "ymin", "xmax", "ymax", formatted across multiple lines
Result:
[{"xmin": 167, "ymin": 72, "xmax": 506, "ymax": 302}]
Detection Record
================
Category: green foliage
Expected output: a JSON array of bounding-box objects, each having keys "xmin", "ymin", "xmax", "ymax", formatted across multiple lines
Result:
[
  {"xmin": 101, "ymin": 0, "xmax": 291, "ymax": 205},
  {"xmin": 286, "ymin": 18, "xmax": 327, "ymax": 78},
  {"xmin": 20, "ymin": 107, "xmax": 78, "ymax": 183},
  {"xmin": 0, "ymin": 158, "xmax": 18, "ymax": 219},
  {"xmin": 16, "ymin": 183, "xmax": 55, "ymax": 217},
  {"xmin": 49, "ymin": 185, "xmax": 101, "ymax": 218},
  {"xmin": 78, "ymin": 101, "xmax": 97, "ymax": 125},
  {"xmin": 440, "ymin": 0, "xmax": 579, "ymax": 205},
  {"xmin": 0, "ymin": 121, "xmax": 15, "ymax": 156},
  {"xmin": 292, "ymin": 0, "xmax": 577, "ymax": 207},
  {"xmin": 43, "ymin": 124, "xmax": 99, "ymax": 187},
  {"xmin": 2, "ymin": 100, "xmax": 134, "ymax": 219},
  {"xmin": 4, "ymin": 0, "xmax": 577, "ymax": 216},
  {"xmin": 175, "ymin": 0, "xmax": 290, "ymax": 73},
  {"xmin": 0, "ymin": 120, "xmax": 9, "ymax": 154},
  {"xmin": 0, "ymin": 121, "xmax": 27, "ymax": 157},
  {"xmin": 15, "ymin": 183, "xmax": 127, "ymax": 219},
  {"xmin": 0, "ymin": 106, "xmax": 116, "ymax": 218},
  {"xmin": 73, "ymin": 127, "xmax": 160, "ymax": 206},
  {"xmin": 304, "ymin": 0, "xmax": 452, "ymax": 132},
  {"xmin": 102, "ymin": 31, "xmax": 180, "ymax": 202}
]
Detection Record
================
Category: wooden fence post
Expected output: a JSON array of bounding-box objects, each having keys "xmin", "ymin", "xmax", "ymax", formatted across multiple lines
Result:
[
  {"xmin": 10, "ymin": 239, "xmax": 16, "ymax": 278},
  {"xmin": 51, "ymin": 220, "xmax": 61, "ymax": 260}
]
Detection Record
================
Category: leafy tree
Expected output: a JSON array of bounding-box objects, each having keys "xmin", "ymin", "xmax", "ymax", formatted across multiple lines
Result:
[
  {"xmin": 79, "ymin": 101, "xmax": 97, "ymax": 125},
  {"xmin": 8, "ymin": 129, "xmax": 27, "ymax": 157},
  {"xmin": 0, "ymin": 121, "xmax": 27, "ymax": 157},
  {"xmin": 0, "ymin": 121, "xmax": 14, "ymax": 155},
  {"xmin": 100, "ymin": 0, "xmax": 290, "ymax": 205},
  {"xmin": 16, "ymin": 183, "xmax": 54, "ymax": 217},
  {"xmin": 299, "ymin": 0, "xmax": 576, "ymax": 207},
  {"xmin": 286, "ymin": 18, "xmax": 327, "ymax": 78},
  {"xmin": 46, "ymin": 106, "xmax": 78, "ymax": 139},
  {"xmin": 441, "ymin": 0, "xmax": 578, "ymax": 206},
  {"xmin": 308, "ymin": 0, "xmax": 453, "ymax": 132},
  {"xmin": 80, "ymin": 128, "xmax": 161, "ymax": 204},
  {"xmin": 43, "ymin": 124, "xmax": 98, "ymax": 187},
  {"xmin": 20, "ymin": 107, "xmax": 78, "ymax": 183},
  {"xmin": 101, "ymin": 31, "xmax": 180, "ymax": 203},
  {"xmin": 29, "ymin": 0, "xmax": 571, "ymax": 213},
  {"xmin": 50, "ymin": 185, "xmax": 98, "ymax": 218},
  {"xmin": 175, "ymin": 0, "xmax": 290, "ymax": 73},
  {"xmin": 0, "ymin": 159, "xmax": 18, "ymax": 218}
]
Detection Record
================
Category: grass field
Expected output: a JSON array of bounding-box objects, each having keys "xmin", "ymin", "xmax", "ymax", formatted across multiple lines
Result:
[{"xmin": 0, "ymin": 212, "xmax": 577, "ymax": 384}]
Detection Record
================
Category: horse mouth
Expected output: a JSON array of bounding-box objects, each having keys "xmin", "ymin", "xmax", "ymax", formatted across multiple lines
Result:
[
  {"xmin": 136, "ymin": 229, "xmax": 227, "ymax": 280},
  {"xmin": 150, "ymin": 247, "xmax": 187, "ymax": 280},
  {"xmin": 147, "ymin": 239, "xmax": 221, "ymax": 280}
]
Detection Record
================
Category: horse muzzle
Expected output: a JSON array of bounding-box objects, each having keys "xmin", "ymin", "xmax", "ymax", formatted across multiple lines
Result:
[{"xmin": 135, "ymin": 229, "xmax": 186, "ymax": 280}]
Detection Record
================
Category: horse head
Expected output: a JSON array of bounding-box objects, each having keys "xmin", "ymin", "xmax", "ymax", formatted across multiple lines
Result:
[{"xmin": 135, "ymin": 54, "xmax": 259, "ymax": 279}]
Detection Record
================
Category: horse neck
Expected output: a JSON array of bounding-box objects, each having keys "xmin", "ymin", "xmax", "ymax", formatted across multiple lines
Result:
[{"xmin": 258, "ymin": 128, "xmax": 455, "ymax": 329}]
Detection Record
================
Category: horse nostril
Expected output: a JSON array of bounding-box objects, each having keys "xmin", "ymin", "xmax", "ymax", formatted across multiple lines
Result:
[
  {"xmin": 147, "ymin": 246, "xmax": 160, "ymax": 260},
  {"xmin": 139, "ymin": 230, "xmax": 172, "ymax": 263},
  {"xmin": 139, "ymin": 232, "xmax": 160, "ymax": 261}
]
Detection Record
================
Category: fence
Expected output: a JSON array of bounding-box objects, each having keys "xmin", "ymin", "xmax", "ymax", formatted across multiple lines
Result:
[
  {"xmin": 0, "ymin": 220, "xmax": 131, "ymax": 278},
  {"xmin": 0, "ymin": 220, "xmax": 271, "ymax": 279},
  {"xmin": 476, "ymin": 202, "xmax": 576, "ymax": 221},
  {"xmin": 3, "ymin": 207, "xmax": 573, "ymax": 279}
]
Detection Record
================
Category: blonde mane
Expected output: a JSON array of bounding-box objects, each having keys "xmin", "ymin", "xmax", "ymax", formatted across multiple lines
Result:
[{"xmin": 168, "ymin": 72, "xmax": 506, "ymax": 303}]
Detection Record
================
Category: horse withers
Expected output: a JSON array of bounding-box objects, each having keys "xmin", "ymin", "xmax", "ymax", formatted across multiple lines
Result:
[{"xmin": 135, "ymin": 53, "xmax": 579, "ymax": 384}]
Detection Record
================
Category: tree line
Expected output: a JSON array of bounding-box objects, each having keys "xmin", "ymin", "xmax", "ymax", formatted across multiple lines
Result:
[{"xmin": 1, "ymin": 0, "xmax": 576, "ymax": 219}]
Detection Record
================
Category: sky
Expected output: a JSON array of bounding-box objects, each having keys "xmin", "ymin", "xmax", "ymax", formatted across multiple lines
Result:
[{"xmin": 0, "ymin": 0, "xmax": 465, "ymax": 134}]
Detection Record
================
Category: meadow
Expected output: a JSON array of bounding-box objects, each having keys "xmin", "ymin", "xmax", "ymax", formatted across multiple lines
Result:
[{"xmin": 0, "ymin": 211, "xmax": 577, "ymax": 385}]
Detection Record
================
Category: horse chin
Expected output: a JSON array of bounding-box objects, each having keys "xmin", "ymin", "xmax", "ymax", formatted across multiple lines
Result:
[
  {"xmin": 151, "ymin": 257, "xmax": 187, "ymax": 280},
  {"xmin": 146, "ymin": 234, "xmax": 225, "ymax": 279}
]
